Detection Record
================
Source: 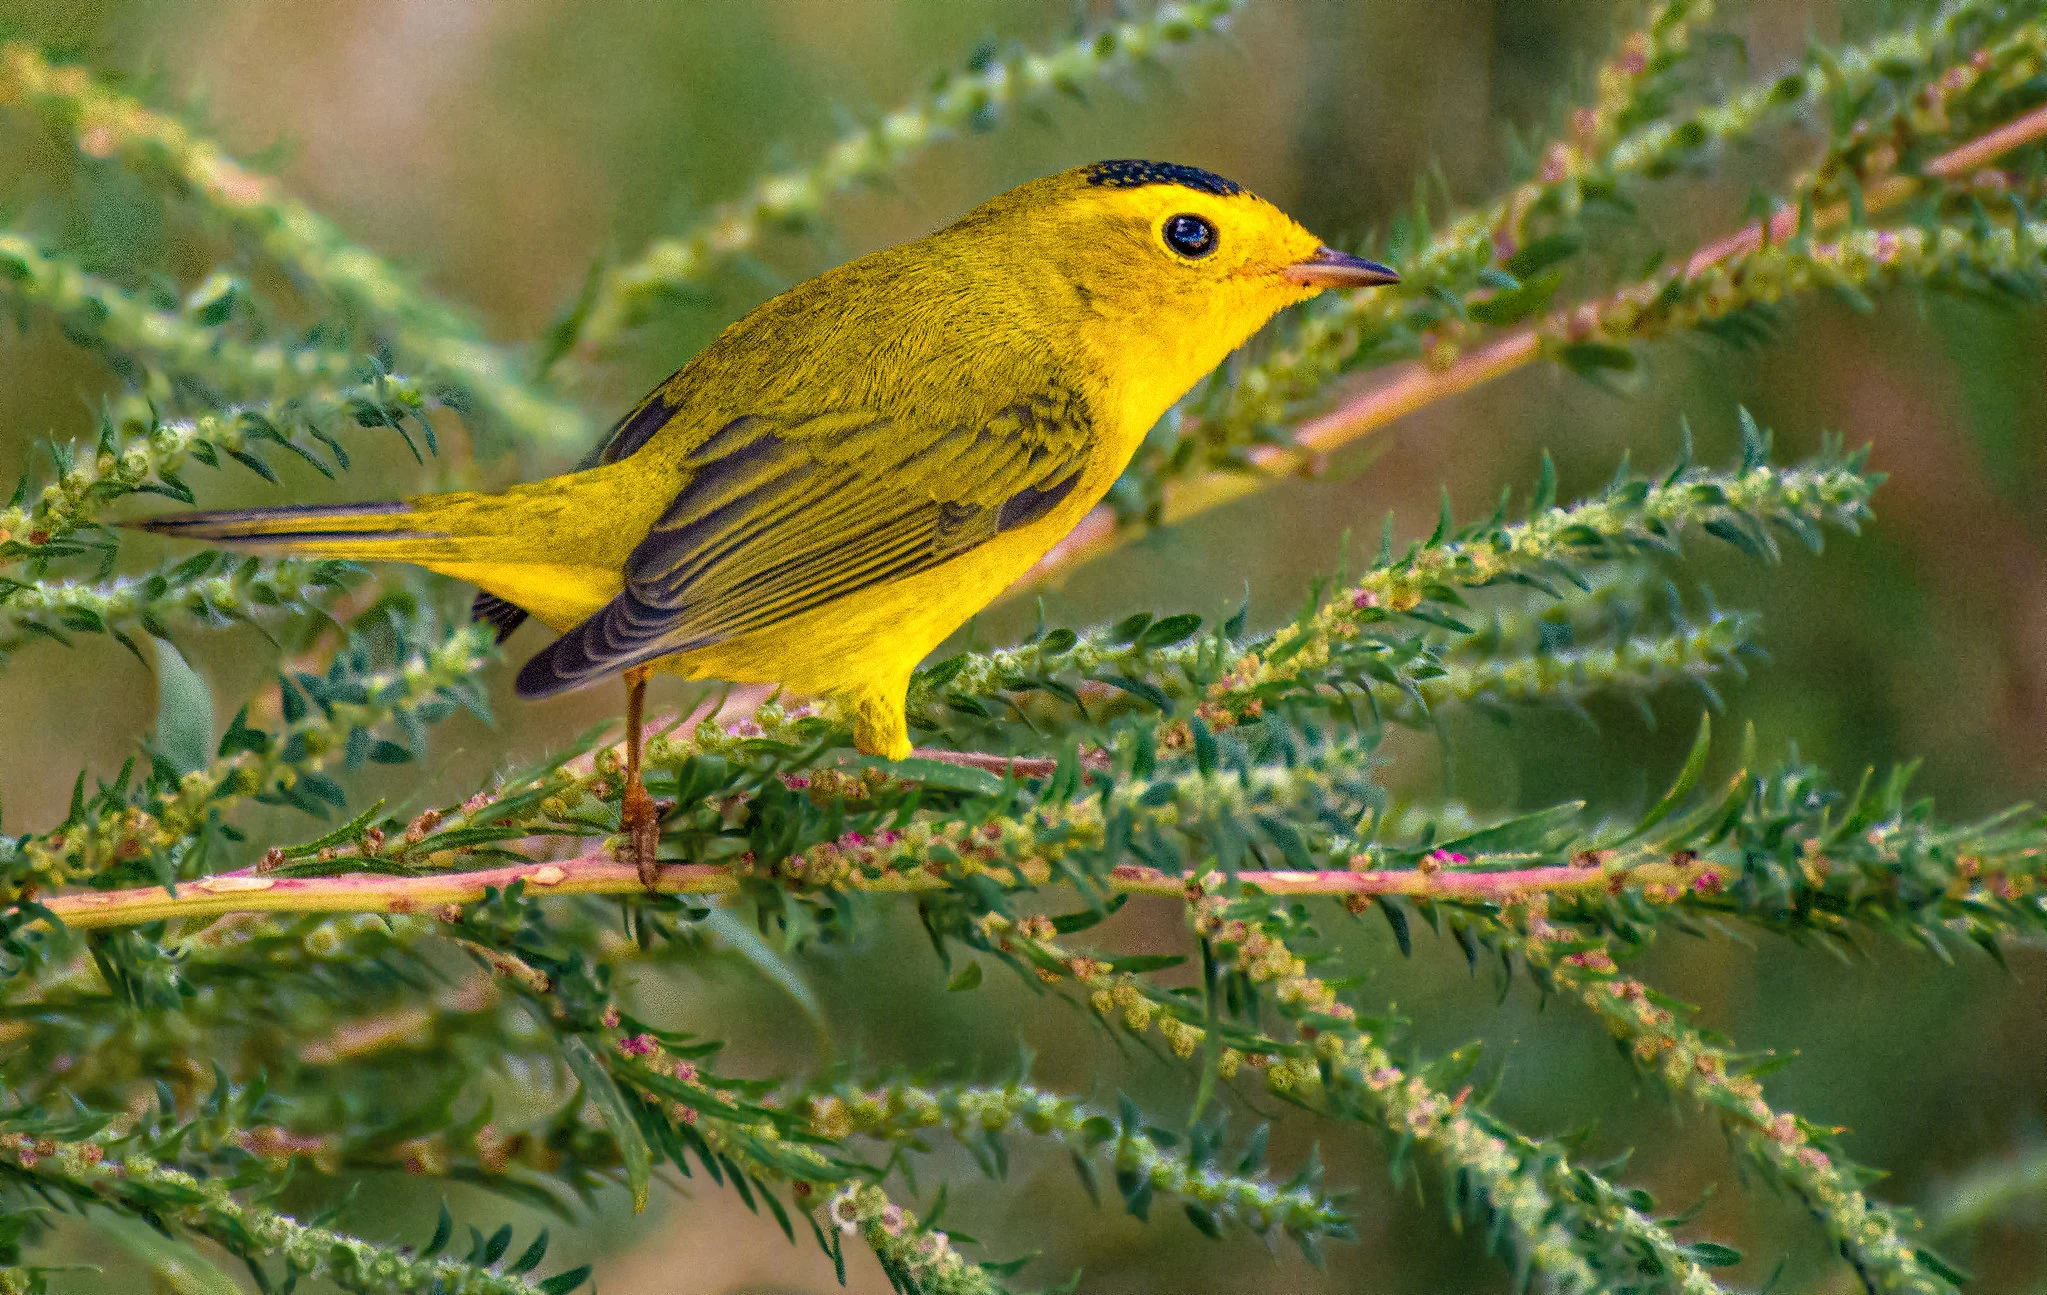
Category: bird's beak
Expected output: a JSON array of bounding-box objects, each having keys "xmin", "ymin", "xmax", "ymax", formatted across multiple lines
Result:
[{"xmin": 1282, "ymin": 246, "xmax": 1401, "ymax": 289}]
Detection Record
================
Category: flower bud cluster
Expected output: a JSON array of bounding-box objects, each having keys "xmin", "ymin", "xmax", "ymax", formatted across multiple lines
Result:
[
  {"xmin": 1339, "ymin": 1031, "xmax": 1602, "ymax": 1285},
  {"xmin": 1606, "ymin": 217, "xmax": 2047, "ymax": 355},
  {"xmin": 1216, "ymin": 451, "xmax": 1870, "ymax": 719},
  {"xmin": 1187, "ymin": 7, "xmax": 2036, "ymax": 473},
  {"xmin": 826, "ymin": 1182, "xmax": 989, "ymax": 1294},
  {"xmin": 2, "ymin": 557, "xmax": 355, "ymax": 666},
  {"xmin": 1136, "ymin": 886, "xmax": 1682, "ymax": 1287},
  {"xmin": 1807, "ymin": 19, "xmax": 2047, "ymax": 213},
  {"xmin": 0, "ymin": 1123, "xmax": 553, "ymax": 1294},
  {"xmin": 808, "ymin": 1074, "xmax": 1349, "ymax": 1244}
]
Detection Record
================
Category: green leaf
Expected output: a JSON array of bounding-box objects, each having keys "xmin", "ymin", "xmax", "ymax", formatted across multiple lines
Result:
[
  {"xmin": 1531, "ymin": 452, "xmax": 1557, "ymax": 513},
  {"xmin": 217, "ymin": 705, "xmax": 268, "ymax": 758},
  {"xmin": 1427, "ymin": 486, "xmax": 1453, "ymax": 547},
  {"xmin": 1913, "ymin": 1247, "xmax": 1971, "ymax": 1285},
  {"xmin": 1106, "ymin": 612, "xmax": 1154, "ymax": 645},
  {"xmin": 918, "ymin": 653, "xmax": 969, "ymax": 690},
  {"xmin": 946, "ymin": 961, "xmax": 984, "ymax": 992},
  {"xmin": 534, "ymin": 254, "xmax": 606, "ymax": 377},
  {"xmin": 224, "ymin": 446, "xmax": 279, "ymax": 482},
  {"xmin": 1432, "ymin": 802, "xmax": 1584, "ymax": 857},
  {"xmin": 1050, "ymin": 894, "xmax": 1126, "ymax": 933},
  {"xmin": 1505, "ymin": 231, "xmax": 1584, "ymax": 278},
  {"xmin": 1036, "ymin": 627, "xmax": 1079, "ymax": 656},
  {"xmin": 1105, "ymin": 953, "xmax": 1185, "ymax": 974},
  {"xmin": 1381, "ymin": 898, "xmax": 1412, "ymax": 957},
  {"xmin": 1684, "ymin": 1241, "xmax": 1743, "ymax": 1268},
  {"xmin": 1100, "ymin": 673, "xmax": 1171, "ymax": 711},
  {"xmin": 510, "ymin": 1229, "xmax": 550, "ymax": 1275},
  {"xmin": 1737, "ymin": 406, "xmax": 1769, "ymax": 472},
  {"xmin": 152, "ymin": 639, "xmax": 213, "ymax": 776},
  {"xmin": 539, "ymin": 1265, "xmax": 594, "ymax": 1295},
  {"xmin": 96, "ymin": 1213, "xmax": 244, "ymax": 1295},
  {"xmin": 851, "ymin": 755, "xmax": 1003, "ymax": 797},
  {"xmin": 277, "ymin": 675, "xmax": 307, "ymax": 724},
  {"xmin": 1558, "ymin": 341, "xmax": 1638, "ymax": 379},
  {"xmin": 277, "ymin": 800, "xmax": 386, "ymax": 860},
  {"xmin": 424, "ymin": 1201, "xmax": 454, "ymax": 1257},
  {"xmin": 479, "ymin": 1224, "xmax": 513, "ymax": 1266},
  {"xmin": 1467, "ymin": 268, "xmax": 1563, "ymax": 326},
  {"xmin": 704, "ymin": 907, "xmax": 828, "ymax": 1042},
  {"xmin": 563, "ymin": 1036, "xmax": 653, "ymax": 1213},
  {"xmin": 1620, "ymin": 712, "xmax": 1713, "ymax": 844},
  {"xmin": 1136, "ymin": 613, "xmax": 1203, "ymax": 650}
]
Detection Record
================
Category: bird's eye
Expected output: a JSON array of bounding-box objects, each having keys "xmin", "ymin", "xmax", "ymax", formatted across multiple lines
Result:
[{"xmin": 1163, "ymin": 213, "xmax": 1217, "ymax": 259}]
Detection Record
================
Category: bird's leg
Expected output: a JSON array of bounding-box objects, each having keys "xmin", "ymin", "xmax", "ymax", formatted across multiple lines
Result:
[{"xmin": 618, "ymin": 665, "xmax": 661, "ymax": 893}]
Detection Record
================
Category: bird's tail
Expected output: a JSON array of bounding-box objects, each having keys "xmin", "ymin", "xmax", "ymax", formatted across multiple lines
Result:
[
  {"xmin": 128, "ymin": 484, "xmax": 635, "ymax": 634},
  {"xmin": 128, "ymin": 500, "xmax": 456, "ymax": 561}
]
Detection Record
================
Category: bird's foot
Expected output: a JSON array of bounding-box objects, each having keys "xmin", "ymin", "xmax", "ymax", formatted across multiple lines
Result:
[{"xmin": 618, "ymin": 779, "xmax": 662, "ymax": 894}]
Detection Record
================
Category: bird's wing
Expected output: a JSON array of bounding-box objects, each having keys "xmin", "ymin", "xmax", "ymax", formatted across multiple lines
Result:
[
  {"xmin": 513, "ymin": 383, "xmax": 1093, "ymax": 697},
  {"xmin": 473, "ymin": 367, "xmax": 692, "ymax": 641}
]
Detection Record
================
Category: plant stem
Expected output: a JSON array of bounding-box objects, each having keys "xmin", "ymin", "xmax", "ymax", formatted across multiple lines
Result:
[
  {"xmin": 39, "ymin": 850, "xmax": 1720, "ymax": 931},
  {"xmin": 1015, "ymin": 100, "xmax": 2047, "ymax": 591},
  {"xmin": 1515, "ymin": 911, "xmax": 1956, "ymax": 1294},
  {"xmin": 0, "ymin": 1131, "xmax": 554, "ymax": 1295}
]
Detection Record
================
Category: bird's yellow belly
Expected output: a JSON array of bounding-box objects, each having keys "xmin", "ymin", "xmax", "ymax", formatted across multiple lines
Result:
[{"xmin": 660, "ymin": 506, "xmax": 1067, "ymax": 699}]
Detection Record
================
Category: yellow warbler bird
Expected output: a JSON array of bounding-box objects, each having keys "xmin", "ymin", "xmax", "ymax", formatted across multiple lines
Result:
[{"xmin": 136, "ymin": 160, "xmax": 1397, "ymax": 881}]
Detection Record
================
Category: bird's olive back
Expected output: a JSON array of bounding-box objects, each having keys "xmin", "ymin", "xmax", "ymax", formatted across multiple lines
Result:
[{"xmin": 600, "ymin": 161, "xmax": 1330, "ymax": 469}]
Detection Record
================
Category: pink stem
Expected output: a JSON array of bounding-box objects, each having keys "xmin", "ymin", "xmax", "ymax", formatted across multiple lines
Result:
[
  {"xmin": 908, "ymin": 749, "xmax": 1061, "ymax": 778},
  {"xmin": 37, "ymin": 849, "xmax": 1718, "ymax": 931}
]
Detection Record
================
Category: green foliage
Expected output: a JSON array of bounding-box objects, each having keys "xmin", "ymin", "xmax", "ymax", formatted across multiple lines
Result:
[
  {"xmin": 3, "ymin": 4, "xmax": 2047, "ymax": 1294},
  {"xmin": 553, "ymin": 0, "xmax": 1254, "ymax": 367}
]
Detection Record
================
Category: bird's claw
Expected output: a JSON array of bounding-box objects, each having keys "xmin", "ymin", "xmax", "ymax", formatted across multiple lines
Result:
[{"xmin": 619, "ymin": 780, "xmax": 663, "ymax": 894}]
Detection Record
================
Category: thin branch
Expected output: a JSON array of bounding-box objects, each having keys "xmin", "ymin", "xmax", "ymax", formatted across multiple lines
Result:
[
  {"xmin": 0, "ymin": 372, "xmax": 431, "ymax": 560},
  {"xmin": 1014, "ymin": 100, "xmax": 2047, "ymax": 591},
  {"xmin": 0, "ymin": 232, "xmax": 363, "ymax": 400},
  {"xmin": 38, "ymin": 850, "xmax": 1722, "ymax": 931},
  {"xmin": 0, "ymin": 1131, "xmax": 560, "ymax": 1295},
  {"xmin": 1515, "ymin": 913, "xmax": 1958, "ymax": 1294}
]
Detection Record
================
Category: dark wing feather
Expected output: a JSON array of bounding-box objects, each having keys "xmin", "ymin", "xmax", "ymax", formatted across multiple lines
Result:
[
  {"xmin": 574, "ymin": 378, "xmax": 683, "ymax": 470},
  {"xmin": 471, "ymin": 591, "xmax": 529, "ymax": 643},
  {"xmin": 515, "ymin": 385, "xmax": 1091, "ymax": 698},
  {"xmin": 469, "ymin": 385, "xmax": 688, "ymax": 638}
]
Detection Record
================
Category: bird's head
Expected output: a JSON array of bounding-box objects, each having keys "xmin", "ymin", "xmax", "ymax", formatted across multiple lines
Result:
[{"xmin": 953, "ymin": 160, "xmax": 1397, "ymax": 412}]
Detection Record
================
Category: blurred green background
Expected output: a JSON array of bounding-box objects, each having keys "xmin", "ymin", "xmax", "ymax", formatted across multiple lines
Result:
[{"xmin": 2, "ymin": 1, "xmax": 2045, "ymax": 1291}]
